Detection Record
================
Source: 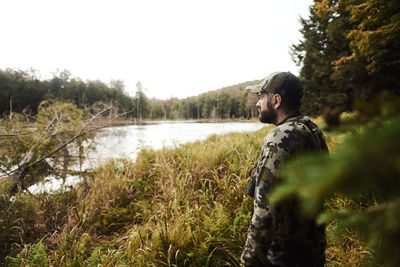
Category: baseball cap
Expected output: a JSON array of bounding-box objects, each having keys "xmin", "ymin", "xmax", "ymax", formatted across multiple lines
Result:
[{"xmin": 246, "ymin": 71, "xmax": 301, "ymax": 95}]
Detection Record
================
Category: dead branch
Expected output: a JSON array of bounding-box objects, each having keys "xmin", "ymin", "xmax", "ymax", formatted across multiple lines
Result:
[{"xmin": 2, "ymin": 103, "xmax": 128, "ymax": 196}]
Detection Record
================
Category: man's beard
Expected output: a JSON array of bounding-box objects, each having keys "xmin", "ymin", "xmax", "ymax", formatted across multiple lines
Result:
[{"xmin": 259, "ymin": 101, "xmax": 277, "ymax": 124}]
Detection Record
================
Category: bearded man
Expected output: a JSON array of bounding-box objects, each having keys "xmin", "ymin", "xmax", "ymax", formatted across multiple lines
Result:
[{"xmin": 241, "ymin": 72, "xmax": 328, "ymax": 267}]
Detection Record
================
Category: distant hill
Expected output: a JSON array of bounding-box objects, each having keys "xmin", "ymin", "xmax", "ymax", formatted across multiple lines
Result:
[
  {"xmin": 148, "ymin": 79, "xmax": 262, "ymax": 120},
  {"xmin": 195, "ymin": 79, "xmax": 262, "ymax": 98}
]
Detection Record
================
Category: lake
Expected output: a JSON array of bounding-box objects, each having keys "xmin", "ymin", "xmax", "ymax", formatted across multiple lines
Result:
[
  {"xmin": 30, "ymin": 121, "xmax": 266, "ymax": 193},
  {"xmin": 88, "ymin": 121, "xmax": 266, "ymax": 164}
]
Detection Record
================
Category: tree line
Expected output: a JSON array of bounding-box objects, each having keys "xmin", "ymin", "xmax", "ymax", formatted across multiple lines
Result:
[
  {"xmin": 0, "ymin": 69, "xmax": 134, "ymax": 117},
  {"xmin": 148, "ymin": 81, "xmax": 260, "ymax": 120},
  {"xmin": 0, "ymin": 68, "xmax": 259, "ymax": 121}
]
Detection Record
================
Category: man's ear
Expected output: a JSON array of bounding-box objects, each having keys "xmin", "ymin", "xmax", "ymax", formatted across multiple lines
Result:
[{"xmin": 272, "ymin": 94, "xmax": 282, "ymax": 109}]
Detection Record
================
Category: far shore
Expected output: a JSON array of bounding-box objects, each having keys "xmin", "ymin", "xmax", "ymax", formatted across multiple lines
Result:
[{"xmin": 110, "ymin": 117, "xmax": 259, "ymax": 127}]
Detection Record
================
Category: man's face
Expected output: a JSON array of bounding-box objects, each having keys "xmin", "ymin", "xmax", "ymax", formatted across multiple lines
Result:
[{"xmin": 256, "ymin": 92, "xmax": 277, "ymax": 124}]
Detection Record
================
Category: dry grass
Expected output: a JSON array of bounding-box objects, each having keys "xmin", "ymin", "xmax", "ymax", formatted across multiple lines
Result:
[{"xmin": 1, "ymin": 118, "xmax": 373, "ymax": 266}]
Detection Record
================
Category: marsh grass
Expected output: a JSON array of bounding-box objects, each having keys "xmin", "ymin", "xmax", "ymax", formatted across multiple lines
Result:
[
  {"xmin": 324, "ymin": 195, "xmax": 375, "ymax": 266},
  {"xmin": 1, "ymin": 118, "xmax": 373, "ymax": 266}
]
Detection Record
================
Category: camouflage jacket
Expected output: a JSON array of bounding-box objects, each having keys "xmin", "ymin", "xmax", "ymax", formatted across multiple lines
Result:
[{"xmin": 241, "ymin": 114, "xmax": 328, "ymax": 267}]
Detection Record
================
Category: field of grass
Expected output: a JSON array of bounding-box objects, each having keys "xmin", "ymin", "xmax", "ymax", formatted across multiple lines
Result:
[{"xmin": 0, "ymin": 118, "xmax": 372, "ymax": 266}]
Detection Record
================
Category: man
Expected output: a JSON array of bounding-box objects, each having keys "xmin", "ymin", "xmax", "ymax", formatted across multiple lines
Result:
[{"xmin": 241, "ymin": 72, "xmax": 328, "ymax": 266}]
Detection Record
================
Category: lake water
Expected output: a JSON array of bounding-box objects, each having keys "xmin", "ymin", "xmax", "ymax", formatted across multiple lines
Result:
[
  {"xmin": 30, "ymin": 121, "xmax": 266, "ymax": 193},
  {"xmin": 88, "ymin": 121, "xmax": 266, "ymax": 164}
]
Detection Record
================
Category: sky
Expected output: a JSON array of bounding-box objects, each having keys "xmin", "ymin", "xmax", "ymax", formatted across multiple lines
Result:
[{"xmin": 1, "ymin": 0, "xmax": 313, "ymax": 99}]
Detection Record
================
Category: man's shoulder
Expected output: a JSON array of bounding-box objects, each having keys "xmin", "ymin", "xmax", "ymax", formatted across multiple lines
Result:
[
  {"xmin": 263, "ymin": 115, "xmax": 323, "ymax": 151},
  {"xmin": 265, "ymin": 116, "xmax": 307, "ymax": 141}
]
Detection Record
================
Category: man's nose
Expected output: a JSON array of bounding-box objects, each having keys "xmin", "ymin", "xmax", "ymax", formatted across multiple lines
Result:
[{"xmin": 256, "ymin": 99, "xmax": 261, "ymax": 107}]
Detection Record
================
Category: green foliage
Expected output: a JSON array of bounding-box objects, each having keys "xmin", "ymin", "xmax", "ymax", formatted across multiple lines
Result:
[
  {"xmin": 291, "ymin": 0, "xmax": 352, "ymax": 118},
  {"xmin": 0, "ymin": 68, "xmax": 134, "ymax": 117},
  {"xmin": 0, "ymin": 69, "xmax": 45, "ymax": 117},
  {"xmin": 133, "ymin": 81, "xmax": 151, "ymax": 121},
  {"xmin": 85, "ymin": 244, "xmax": 116, "ymax": 266},
  {"xmin": 344, "ymin": 0, "xmax": 400, "ymax": 75},
  {"xmin": 7, "ymin": 239, "xmax": 49, "ymax": 267},
  {"xmin": 271, "ymin": 96, "xmax": 400, "ymax": 266},
  {"xmin": 0, "ymin": 186, "xmax": 77, "ymax": 265},
  {"xmin": 147, "ymin": 81, "xmax": 259, "ymax": 121},
  {"xmin": 293, "ymin": 0, "xmax": 400, "ymax": 125},
  {"xmin": 329, "ymin": 0, "xmax": 400, "ymax": 103}
]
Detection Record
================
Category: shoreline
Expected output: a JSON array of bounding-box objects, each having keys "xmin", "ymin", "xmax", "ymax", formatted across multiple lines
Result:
[{"xmin": 110, "ymin": 117, "xmax": 259, "ymax": 126}]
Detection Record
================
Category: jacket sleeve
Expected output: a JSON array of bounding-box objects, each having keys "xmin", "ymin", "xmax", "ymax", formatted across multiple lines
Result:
[
  {"xmin": 241, "ymin": 166, "xmax": 276, "ymax": 266},
  {"xmin": 241, "ymin": 131, "xmax": 288, "ymax": 266}
]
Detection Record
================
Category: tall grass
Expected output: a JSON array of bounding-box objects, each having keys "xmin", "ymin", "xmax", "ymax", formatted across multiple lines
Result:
[{"xmin": 1, "ymin": 119, "xmax": 372, "ymax": 266}]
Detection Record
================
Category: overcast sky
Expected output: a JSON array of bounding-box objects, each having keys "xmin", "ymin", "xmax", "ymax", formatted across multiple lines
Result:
[{"xmin": 1, "ymin": 0, "xmax": 313, "ymax": 99}]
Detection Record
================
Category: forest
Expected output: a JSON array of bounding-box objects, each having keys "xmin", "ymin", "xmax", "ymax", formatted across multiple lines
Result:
[
  {"xmin": 0, "ymin": 68, "xmax": 259, "ymax": 121},
  {"xmin": 1, "ymin": 0, "xmax": 399, "ymax": 266}
]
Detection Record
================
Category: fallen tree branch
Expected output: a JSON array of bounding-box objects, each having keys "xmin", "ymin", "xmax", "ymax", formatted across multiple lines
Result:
[
  {"xmin": 22, "ymin": 106, "xmax": 113, "ymax": 173},
  {"xmin": 2, "ymin": 103, "xmax": 127, "ymax": 195}
]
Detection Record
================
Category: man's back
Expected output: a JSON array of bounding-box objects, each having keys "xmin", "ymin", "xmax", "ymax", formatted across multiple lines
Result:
[{"xmin": 241, "ymin": 114, "xmax": 328, "ymax": 267}]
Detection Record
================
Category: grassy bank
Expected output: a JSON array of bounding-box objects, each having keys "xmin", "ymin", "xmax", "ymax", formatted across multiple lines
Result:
[{"xmin": 0, "ymin": 119, "xmax": 371, "ymax": 266}]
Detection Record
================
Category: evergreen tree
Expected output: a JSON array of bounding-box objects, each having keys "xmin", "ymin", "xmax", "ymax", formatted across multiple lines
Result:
[
  {"xmin": 291, "ymin": 0, "xmax": 352, "ymax": 122},
  {"xmin": 333, "ymin": 0, "xmax": 400, "ymax": 99},
  {"xmin": 134, "ymin": 81, "xmax": 150, "ymax": 120},
  {"xmin": 293, "ymin": 0, "xmax": 400, "ymax": 124}
]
